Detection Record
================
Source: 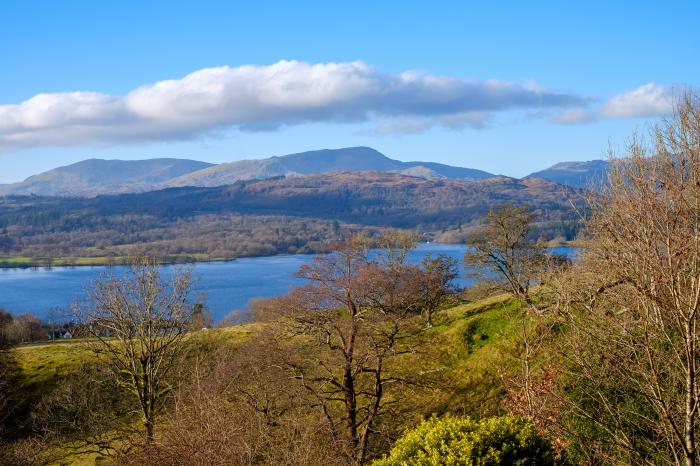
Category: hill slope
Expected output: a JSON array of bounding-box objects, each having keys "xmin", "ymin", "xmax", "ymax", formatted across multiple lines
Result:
[
  {"xmin": 3, "ymin": 171, "xmax": 578, "ymax": 226},
  {"xmin": 4, "ymin": 295, "xmax": 523, "ymax": 463},
  {"xmin": 0, "ymin": 172, "xmax": 581, "ymax": 263},
  {"xmin": 0, "ymin": 158, "xmax": 214, "ymax": 197},
  {"xmin": 525, "ymin": 160, "xmax": 609, "ymax": 188}
]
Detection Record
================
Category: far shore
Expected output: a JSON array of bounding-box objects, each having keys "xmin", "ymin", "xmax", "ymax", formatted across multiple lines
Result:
[
  {"xmin": 0, "ymin": 239, "xmax": 577, "ymax": 270},
  {"xmin": 0, "ymin": 253, "xmax": 234, "ymax": 269}
]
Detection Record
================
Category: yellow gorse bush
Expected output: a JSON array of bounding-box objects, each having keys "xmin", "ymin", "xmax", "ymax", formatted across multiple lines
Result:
[{"xmin": 373, "ymin": 415, "xmax": 557, "ymax": 466}]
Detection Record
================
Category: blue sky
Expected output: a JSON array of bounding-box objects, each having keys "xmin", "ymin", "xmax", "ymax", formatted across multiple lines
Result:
[{"xmin": 0, "ymin": 0, "xmax": 698, "ymax": 183}]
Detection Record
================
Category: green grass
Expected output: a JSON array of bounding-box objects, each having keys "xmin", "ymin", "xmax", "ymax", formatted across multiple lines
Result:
[
  {"xmin": 10, "ymin": 297, "xmax": 519, "ymax": 409},
  {"xmin": 12, "ymin": 339, "xmax": 97, "ymax": 396},
  {"xmin": 7, "ymin": 324, "xmax": 260, "ymax": 464},
  {"xmin": 0, "ymin": 255, "xmax": 118, "ymax": 267},
  {"xmin": 425, "ymin": 294, "xmax": 523, "ymax": 416},
  {"xmin": 432, "ymin": 294, "xmax": 520, "ymax": 365},
  {"xmin": 0, "ymin": 256, "xmax": 37, "ymax": 264},
  {"xmin": 11, "ymin": 324, "xmax": 259, "ymax": 395}
]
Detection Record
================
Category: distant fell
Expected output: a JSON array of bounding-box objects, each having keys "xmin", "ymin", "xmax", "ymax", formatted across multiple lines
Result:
[
  {"xmin": 0, "ymin": 147, "xmax": 495, "ymax": 197},
  {"xmin": 525, "ymin": 160, "xmax": 609, "ymax": 188},
  {"xmin": 159, "ymin": 147, "xmax": 495, "ymax": 188},
  {"xmin": 0, "ymin": 149, "xmax": 612, "ymax": 196},
  {"xmin": 0, "ymin": 158, "xmax": 213, "ymax": 197}
]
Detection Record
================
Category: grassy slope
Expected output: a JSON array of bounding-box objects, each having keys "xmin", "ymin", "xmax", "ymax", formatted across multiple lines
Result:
[
  {"xmin": 427, "ymin": 295, "xmax": 522, "ymax": 416},
  {"xmin": 12, "ymin": 325, "xmax": 259, "ymax": 398},
  {"xmin": 9, "ymin": 326, "xmax": 260, "ymax": 465},
  {"xmin": 9, "ymin": 296, "xmax": 520, "ymax": 464}
]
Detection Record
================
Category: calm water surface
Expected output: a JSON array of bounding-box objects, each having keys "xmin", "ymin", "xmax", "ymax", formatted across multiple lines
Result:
[{"xmin": 0, "ymin": 244, "xmax": 574, "ymax": 322}]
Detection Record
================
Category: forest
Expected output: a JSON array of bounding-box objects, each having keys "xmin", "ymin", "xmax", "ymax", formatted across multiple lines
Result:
[{"xmin": 0, "ymin": 172, "xmax": 581, "ymax": 266}]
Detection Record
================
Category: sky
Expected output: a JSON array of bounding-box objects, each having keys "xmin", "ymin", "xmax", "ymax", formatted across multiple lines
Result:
[{"xmin": 0, "ymin": 0, "xmax": 698, "ymax": 183}]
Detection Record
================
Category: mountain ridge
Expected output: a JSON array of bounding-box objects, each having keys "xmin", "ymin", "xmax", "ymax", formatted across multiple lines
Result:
[
  {"xmin": 0, "ymin": 147, "xmax": 495, "ymax": 197},
  {"xmin": 158, "ymin": 146, "xmax": 495, "ymax": 189},
  {"xmin": 0, "ymin": 147, "xmax": 611, "ymax": 197},
  {"xmin": 0, "ymin": 171, "xmax": 582, "ymax": 263}
]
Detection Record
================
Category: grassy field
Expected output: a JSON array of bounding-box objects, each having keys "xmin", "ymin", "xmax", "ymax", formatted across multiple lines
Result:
[
  {"xmin": 427, "ymin": 295, "xmax": 522, "ymax": 415},
  {"xmin": 12, "ymin": 325, "xmax": 259, "ymax": 400},
  {"xmin": 12, "ymin": 340, "xmax": 98, "ymax": 396}
]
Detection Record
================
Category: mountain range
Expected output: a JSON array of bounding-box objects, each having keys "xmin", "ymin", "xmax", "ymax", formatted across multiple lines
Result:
[{"xmin": 0, "ymin": 147, "xmax": 607, "ymax": 197}]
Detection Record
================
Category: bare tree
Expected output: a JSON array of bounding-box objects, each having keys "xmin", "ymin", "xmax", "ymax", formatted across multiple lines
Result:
[
  {"xmin": 119, "ymin": 340, "xmax": 342, "ymax": 466},
  {"xmin": 271, "ymin": 232, "xmax": 431, "ymax": 465},
  {"xmin": 554, "ymin": 92, "xmax": 700, "ymax": 465},
  {"xmin": 75, "ymin": 256, "xmax": 196, "ymax": 442},
  {"xmin": 374, "ymin": 229, "xmax": 419, "ymax": 266},
  {"xmin": 30, "ymin": 362, "xmax": 136, "ymax": 460},
  {"xmin": 0, "ymin": 310, "xmax": 13, "ymax": 350},
  {"xmin": 464, "ymin": 204, "xmax": 547, "ymax": 305},
  {"xmin": 415, "ymin": 255, "xmax": 458, "ymax": 327},
  {"xmin": 3, "ymin": 313, "xmax": 43, "ymax": 344}
]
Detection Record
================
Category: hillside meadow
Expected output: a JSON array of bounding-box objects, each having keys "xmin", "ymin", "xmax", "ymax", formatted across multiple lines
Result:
[{"xmin": 4, "ymin": 294, "xmax": 528, "ymax": 465}]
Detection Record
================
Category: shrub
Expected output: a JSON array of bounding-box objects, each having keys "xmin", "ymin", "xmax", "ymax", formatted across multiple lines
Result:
[{"xmin": 373, "ymin": 415, "xmax": 556, "ymax": 466}]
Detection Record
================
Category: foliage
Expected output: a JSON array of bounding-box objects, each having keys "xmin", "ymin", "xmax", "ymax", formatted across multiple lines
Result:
[{"xmin": 373, "ymin": 415, "xmax": 557, "ymax": 466}]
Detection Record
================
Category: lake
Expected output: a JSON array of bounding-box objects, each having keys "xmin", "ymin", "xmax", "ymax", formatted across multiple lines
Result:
[{"xmin": 0, "ymin": 244, "xmax": 574, "ymax": 322}]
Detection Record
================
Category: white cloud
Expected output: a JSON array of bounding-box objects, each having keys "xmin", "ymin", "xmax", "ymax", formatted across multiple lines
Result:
[
  {"xmin": 550, "ymin": 107, "xmax": 597, "ymax": 125},
  {"xmin": 601, "ymin": 83, "xmax": 675, "ymax": 119},
  {"xmin": 0, "ymin": 60, "xmax": 586, "ymax": 150}
]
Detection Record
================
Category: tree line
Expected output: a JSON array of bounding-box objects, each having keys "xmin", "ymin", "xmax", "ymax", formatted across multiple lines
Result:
[{"xmin": 0, "ymin": 169, "xmax": 581, "ymax": 264}]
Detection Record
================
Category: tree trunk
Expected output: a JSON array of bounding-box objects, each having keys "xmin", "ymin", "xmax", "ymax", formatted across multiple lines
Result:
[
  {"xmin": 344, "ymin": 354, "xmax": 359, "ymax": 464},
  {"xmin": 344, "ymin": 310, "xmax": 360, "ymax": 465},
  {"xmin": 685, "ymin": 323, "xmax": 697, "ymax": 466},
  {"xmin": 357, "ymin": 361, "xmax": 384, "ymax": 466},
  {"xmin": 145, "ymin": 419, "xmax": 155, "ymax": 443}
]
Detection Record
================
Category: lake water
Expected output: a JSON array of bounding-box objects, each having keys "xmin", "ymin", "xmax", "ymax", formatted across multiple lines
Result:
[{"xmin": 0, "ymin": 244, "xmax": 574, "ymax": 322}]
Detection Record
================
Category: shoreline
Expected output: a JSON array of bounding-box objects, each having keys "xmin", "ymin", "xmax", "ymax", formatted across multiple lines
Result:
[
  {"xmin": 0, "ymin": 254, "xmax": 234, "ymax": 270},
  {"xmin": 0, "ymin": 240, "xmax": 577, "ymax": 270}
]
